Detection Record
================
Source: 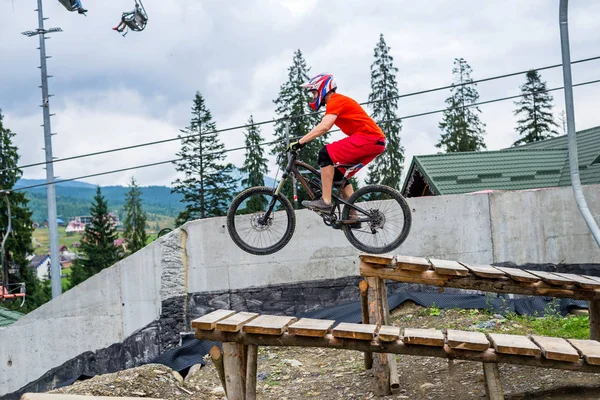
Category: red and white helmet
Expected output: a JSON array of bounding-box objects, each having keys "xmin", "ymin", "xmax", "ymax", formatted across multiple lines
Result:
[{"xmin": 300, "ymin": 73, "xmax": 337, "ymax": 111}]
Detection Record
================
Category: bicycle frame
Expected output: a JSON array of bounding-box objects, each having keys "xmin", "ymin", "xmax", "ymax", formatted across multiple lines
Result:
[{"xmin": 265, "ymin": 151, "xmax": 372, "ymax": 225}]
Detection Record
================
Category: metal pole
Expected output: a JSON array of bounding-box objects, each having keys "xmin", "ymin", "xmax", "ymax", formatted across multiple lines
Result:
[
  {"xmin": 284, "ymin": 117, "xmax": 298, "ymax": 209},
  {"xmin": 22, "ymin": 1, "xmax": 63, "ymax": 298},
  {"xmin": 559, "ymin": 0, "xmax": 600, "ymax": 248}
]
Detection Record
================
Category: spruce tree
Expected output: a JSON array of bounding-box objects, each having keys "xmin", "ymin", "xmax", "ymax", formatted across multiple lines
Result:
[
  {"xmin": 239, "ymin": 115, "xmax": 269, "ymax": 212},
  {"xmin": 437, "ymin": 58, "xmax": 486, "ymax": 152},
  {"xmin": 172, "ymin": 92, "xmax": 237, "ymax": 225},
  {"xmin": 70, "ymin": 187, "xmax": 121, "ymax": 287},
  {"xmin": 123, "ymin": 177, "xmax": 148, "ymax": 254},
  {"xmin": 271, "ymin": 49, "xmax": 321, "ymax": 204},
  {"xmin": 512, "ymin": 70, "xmax": 559, "ymax": 146},
  {"xmin": 366, "ymin": 34, "xmax": 405, "ymax": 189},
  {"xmin": 0, "ymin": 110, "xmax": 49, "ymax": 312}
]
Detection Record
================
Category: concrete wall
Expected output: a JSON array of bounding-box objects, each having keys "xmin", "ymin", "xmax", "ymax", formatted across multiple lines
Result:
[{"xmin": 1, "ymin": 184, "xmax": 599, "ymax": 397}]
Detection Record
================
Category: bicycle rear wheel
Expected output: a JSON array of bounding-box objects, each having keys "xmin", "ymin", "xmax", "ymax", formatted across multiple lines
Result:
[
  {"xmin": 226, "ymin": 186, "xmax": 296, "ymax": 255},
  {"xmin": 341, "ymin": 184, "xmax": 412, "ymax": 254}
]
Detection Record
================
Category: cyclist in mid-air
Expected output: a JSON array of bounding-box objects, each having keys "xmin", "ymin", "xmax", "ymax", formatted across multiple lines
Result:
[{"xmin": 289, "ymin": 73, "xmax": 387, "ymax": 218}]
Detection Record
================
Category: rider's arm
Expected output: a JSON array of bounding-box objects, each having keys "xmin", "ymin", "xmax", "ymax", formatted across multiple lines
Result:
[{"xmin": 299, "ymin": 114, "xmax": 337, "ymax": 145}]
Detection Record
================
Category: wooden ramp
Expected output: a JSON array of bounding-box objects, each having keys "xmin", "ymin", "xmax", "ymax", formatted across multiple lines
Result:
[
  {"xmin": 192, "ymin": 309, "xmax": 600, "ymax": 372},
  {"xmin": 359, "ymin": 254, "xmax": 600, "ymax": 301}
]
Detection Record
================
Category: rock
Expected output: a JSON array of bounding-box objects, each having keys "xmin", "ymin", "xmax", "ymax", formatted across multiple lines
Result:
[
  {"xmin": 493, "ymin": 314, "xmax": 505, "ymax": 319},
  {"xmin": 420, "ymin": 383, "xmax": 436, "ymax": 390},
  {"xmin": 172, "ymin": 371, "xmax": 184, "ymax": 383},
  {"xmin": 211, "ymin": 386, "xmax": 226, "ymax": 395},
  {"xmin": 282, "ymin": 359, "xmax": 303, "ymax": 367},
  {"xmin": 153, "ymin": 369, "xmax": 167, "ymax": 374},
  {"xmin": 187, "ymin": 363, "xmax": 203, "ymax": 376}
]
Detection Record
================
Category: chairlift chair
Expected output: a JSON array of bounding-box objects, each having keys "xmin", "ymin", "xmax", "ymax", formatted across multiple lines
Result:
[
  {"xmin": 0, "ymin": 191, "xmax": 26, "ymax": 308},
  {"xmin": 121, "ymin": 0, "xmax": 148, "ymax": 35},
  {"xmin": 57, "ymin": 0, "xmax": 81, "ymax": 12}
]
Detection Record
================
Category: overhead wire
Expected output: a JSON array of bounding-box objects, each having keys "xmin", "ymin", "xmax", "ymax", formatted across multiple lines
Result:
[
  {"xmin": 11, "ymin": 78, "xmax": 600, "ymax": 192},
  {"xmin": 3, "ymin": 55, "xmax": 600, "ymax": 175}
]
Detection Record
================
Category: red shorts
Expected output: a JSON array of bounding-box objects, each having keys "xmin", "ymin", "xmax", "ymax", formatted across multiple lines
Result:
[{"xmin": 326, "ymin": 134, "xmax": 386, "ymax": 177}]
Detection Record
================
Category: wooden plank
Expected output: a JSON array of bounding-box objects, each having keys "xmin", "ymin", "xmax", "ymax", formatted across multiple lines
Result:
[
  {"xmin": 429, "ymin": 258, "xmax": 469, "ymax": 276},
  {"xmin": 191, "ymin": 309, "xmax": 236, "ymax": 330},
  {"xmin": 332, "ymin": 322, "xmax": 378, "ymax": 341},
  {"xmin": 378, "ymin": 325, "xmax": 401, "ymax": 342},
  {"xmin": 360, "ymin": 254, "xmax": 396, "ymax": 267},
  {"xmin": 216, "ymin": 312, "xmax": 259, "ymax": 332},
  {"xmin": 488, "ymin": 333, "xmax": 540, "ymax": 356},
  {"xmin": 495, "ymin": 267, "xmax": 540, "ymax": 283},
  {"xmin": 446, "ymin": 330, "xmax": 489, "ymax": 351},
  {"xmin": 552, "ymin": 273, "xmax": 600, "ymax": 289},
  {"xmin": 526, "ymin": 270, "xmax": 575, "ymax": 286},
  {"xmin": 568, "ymin": 339, "xmax": 600, "ymax": 365},
  {"xmin": 460, "ymin": 263, "xmax": 506, "ymax": 279},
  {"xmin": 242, "ymin": 315, "xmax": 297, "ymax": 335},
  {"xmin": 395, "ymin": 255, "xmax": 431, "ymax": 272},
  {"xmin": 366, "ymin": 276, "xmax": 392, "ymax": 395},
  {"xmin": 402, "ymin": 328, "xmax": 445, "ymax": 347},
  {"xmin": 530, "ymin": 335, "xmax": 580, "ymax": 362},
  {"xmin": 288, "ymin": 318, "xmax": 335, "ymax": 337}
]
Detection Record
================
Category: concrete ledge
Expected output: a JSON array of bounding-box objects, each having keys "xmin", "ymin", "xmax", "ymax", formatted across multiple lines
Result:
[{"xmin": 21, "ymin": 395, "xmax": 164, "ymax": 400}]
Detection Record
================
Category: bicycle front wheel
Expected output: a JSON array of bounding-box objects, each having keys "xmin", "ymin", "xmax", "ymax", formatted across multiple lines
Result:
[
  {"xmin": 226, "ymin": 186, "xmax": 296, "ymax": 255},
  {"xmin": 341, "ymin": 184, "xmax": 412, "ymax": 254}
]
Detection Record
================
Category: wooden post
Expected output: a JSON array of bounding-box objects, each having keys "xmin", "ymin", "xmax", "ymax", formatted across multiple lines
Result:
[
  {"xmin": 210, "ymin": 345, "xmax": 227, "ymax": 397},
  {"xmin": 366, "ymin": 276, "xmax": 391, "ymax": 395},
  {"xmin": 377, "ymin": 277, "xmax": 400, "ymax": 390},
  {"xmin": 590, "ymin": 300, "xmax": 600, "ymax": 340},
  {"xmin": 482, "ymin": 363, "xmax": 504, "ymax": 400},
  {"xmin": 246, "ymin": 345, "xmax": 258, "ymax": 400},
  {"xmin": 222, "ymin": 342, "xmax": 246, "ymax": 400},
  {"xmin": 360, "ymin": 279, "xmax": 373, "ymax": 370}
]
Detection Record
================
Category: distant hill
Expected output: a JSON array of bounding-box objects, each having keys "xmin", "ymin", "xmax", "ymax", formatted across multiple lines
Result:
[{"xmin": 17, "ymin": 170, "xmax": 277, "ymax": 224}]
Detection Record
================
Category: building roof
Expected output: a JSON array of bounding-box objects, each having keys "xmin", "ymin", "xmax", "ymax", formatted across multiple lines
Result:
[
  {"xmin": 402, "ymin": 126, "xmax": 600, "ymax": 197},
  {"xmin": 29, "ymin": 254, "xmax": 50, "ymax": 268},
  {"xmin": 0, "ymin": 307, "xmax": 24, "ymax": 328}
]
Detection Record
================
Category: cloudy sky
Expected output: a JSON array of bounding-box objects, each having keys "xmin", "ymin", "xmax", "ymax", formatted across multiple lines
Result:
[{"xmin": 1, "ymin": 0, "xmax": 599, "ymax": 188}]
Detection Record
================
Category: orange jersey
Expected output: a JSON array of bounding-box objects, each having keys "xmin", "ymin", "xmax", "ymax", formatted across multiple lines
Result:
[{"xmin": 325, "ymin": 93, "xmax": 385, "ymax": 138}]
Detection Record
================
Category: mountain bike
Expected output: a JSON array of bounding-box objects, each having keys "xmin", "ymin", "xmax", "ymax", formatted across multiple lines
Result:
[{"xmin": 226, "ymin": 148, "xmax": 412, "ymax": 255}]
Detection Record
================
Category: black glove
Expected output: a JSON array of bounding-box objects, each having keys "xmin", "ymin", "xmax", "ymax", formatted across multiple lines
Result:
[{"xmin": 289, "ymin": 141, "xmax": 305, "ymax": 151}]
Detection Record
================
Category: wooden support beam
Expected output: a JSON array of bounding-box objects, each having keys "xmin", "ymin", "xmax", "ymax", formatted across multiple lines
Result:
[
  {"xmin": 245, "ymin": 345, "xmax": 258, "ymax": 400},
  {"xmin": 482, "ymin": 363, "xmax": 504, "ymax": 400},
  {"xmin": 209, "ymin": 345, "xmax": 227, "ymax": 397},
  {"xmin": 366, "ymin": 276, "xmax": 391, "ymax": 396},
  {"xmin": 194, "ymin": 330, "xmax": 600, "ymax": 373},
  {"xmin": 590, "ymin": 300, "xmax": 600, "ymax": 341},
  {"xmin": 360, "ymin": 279, "xmax": 373, "ymax": 370},
  {"xmin": 222, "ymin": 342, "xmax": 245, "ymax": 400}
]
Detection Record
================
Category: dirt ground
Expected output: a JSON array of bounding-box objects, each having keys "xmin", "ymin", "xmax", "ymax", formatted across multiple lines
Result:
[{"xmin": 50, "ymin": 303, "xmax": 600, "ymax": 399}]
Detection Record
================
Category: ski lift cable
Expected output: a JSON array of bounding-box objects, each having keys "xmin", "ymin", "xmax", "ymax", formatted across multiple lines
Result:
[{"xmin": 2, "ymin": 76, "xmax": 600, "ymax": 177}]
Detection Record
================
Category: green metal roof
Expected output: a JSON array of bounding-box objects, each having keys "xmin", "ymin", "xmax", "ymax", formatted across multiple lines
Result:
[
  {"xmin": 0, "ymin": 307, "xmax": 24, "ymax": 328},
  {"xmin": 509, "ymin": 126, "xmax": 600, "ymax": 187},
  {"xmin": 402, "ymin": 125, "xmax": 600, "ymax": 196}
]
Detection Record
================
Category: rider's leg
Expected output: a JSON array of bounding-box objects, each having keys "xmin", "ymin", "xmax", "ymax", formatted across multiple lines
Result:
[{"xmin": 320, "ymin": 165, "xmax": 334, "ymax": 204}]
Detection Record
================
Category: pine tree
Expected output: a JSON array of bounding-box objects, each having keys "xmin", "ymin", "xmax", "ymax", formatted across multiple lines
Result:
[
  {"xmin": 70, "ymin": 187, "xmax": 121, "ymax": 287},
  {"xmin": 366, "ymin": 34, "xmax": 405, "ymax": 189},
  {"xmin": 172, "ymin": 92, "xmax": 237, "ymax": 225},
  {"xmin": 0, "ymin": 110, "xmax": 50, "ymax": 312},
  {"xmin": 123, "ymin": 177, "xmax": 148, "ymax": 254},
  {"xmin": 271, "ymin": 49, "xmax": 322, "ymax": 204},
  {"xmin": 512, "ymin": 70, "xmax": 559, "ymax": 146},
  {"xmin": 437, "ymin": 58, "xmax": 486, "ymax": 152},
  {"xmin": 239, "ymin": 115, "xmax": 269, "ymax": 212}
]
